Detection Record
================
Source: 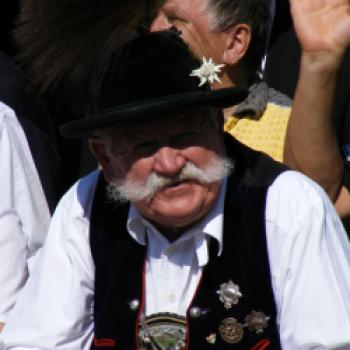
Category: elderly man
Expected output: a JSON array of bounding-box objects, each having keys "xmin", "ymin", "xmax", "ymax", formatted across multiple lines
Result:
[
  {"xmin": 150, "ymin": 0, "xmax": 350, "ymax": 225},
  {"xmin": 1, "ymin": 30, "xmax": 349, "ymax": 350}
]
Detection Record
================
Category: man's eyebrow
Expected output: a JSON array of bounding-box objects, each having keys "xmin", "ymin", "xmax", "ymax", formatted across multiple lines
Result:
[{"xmin": 163, "ymin": 3, "xmax": 187, "ymax": 19}]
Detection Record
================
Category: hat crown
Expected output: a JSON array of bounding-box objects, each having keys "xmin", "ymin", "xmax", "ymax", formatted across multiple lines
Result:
[
  {"xmin": 93, "ymin": 31, "xmax": 206, "ymax": 114},
  {"xmin": 60, "ymin": 31, "xmax": 248, "ymax": 138}
]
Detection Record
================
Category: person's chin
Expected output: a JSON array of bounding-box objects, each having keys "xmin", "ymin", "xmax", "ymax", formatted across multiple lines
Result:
[
  {"xmin": 150, "ymin": 185, "xmax": 206, "ymax": 223},
  {"xmin": 134, "ymin": 181, "xmax": 218, "ymax": 229}
]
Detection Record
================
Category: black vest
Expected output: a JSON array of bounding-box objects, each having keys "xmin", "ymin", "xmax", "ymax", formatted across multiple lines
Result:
[{"xmin": 90, "ymin": 136, "xmax": 286, "ymax": 349}]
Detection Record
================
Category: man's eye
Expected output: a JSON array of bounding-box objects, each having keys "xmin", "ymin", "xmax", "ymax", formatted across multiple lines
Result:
[
  {"xmin": 168, "ymin": 16, "xmax": 183, "ymax": 23},
  {"xmin": 165, "ymin": 12, "xmax": 187, "ymax": 24},
  {"xmin": 166, "ymin": 15, "xmax": 177, "ymax": 22}
]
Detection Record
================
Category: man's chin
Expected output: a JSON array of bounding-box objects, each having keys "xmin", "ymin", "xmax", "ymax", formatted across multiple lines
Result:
[
  {"xmin": 133, "ymin": 181, "xmax": 220, "ymax": 232},
  {"xmin": 147, "ymin": 192, "xmax": 205, "ymax": 224}
]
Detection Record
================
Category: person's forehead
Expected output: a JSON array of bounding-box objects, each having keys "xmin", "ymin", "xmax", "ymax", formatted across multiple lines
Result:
[{"xmin": 162, "ymin": 0, "xmax": 207, "ymax": 17}]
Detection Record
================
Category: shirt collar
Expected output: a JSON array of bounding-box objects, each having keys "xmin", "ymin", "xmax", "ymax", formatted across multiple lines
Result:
[{"xmin": 126, "ymin": 179, "xmax": 227, "ymax": 265}]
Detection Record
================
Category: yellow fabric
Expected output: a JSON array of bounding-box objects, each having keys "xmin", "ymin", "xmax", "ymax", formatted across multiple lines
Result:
[{"xmin": 224, "ymin": 102, "xmax": 291, "ymax": 162}]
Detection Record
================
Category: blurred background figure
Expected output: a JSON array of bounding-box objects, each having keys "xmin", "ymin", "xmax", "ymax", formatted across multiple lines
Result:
[
  {"xmin": 0, "ymin": 0, "xmax": 60, "ymax": 331},
  {"xmin": 12, "ymin": 0, "xmax": 166, "ymax": 193},
  {"xmin": 265, "ymin": 0, "xmax": 350, "ymax": 229},
  {"xmin": 0, "ymin": 50, "xmax": 60, "ymax": 332},
  {"xmin": 150, "ymin": 0, "xmax": 291, "ymax": 164}
]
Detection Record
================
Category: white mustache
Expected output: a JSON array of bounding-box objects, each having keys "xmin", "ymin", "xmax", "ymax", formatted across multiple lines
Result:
[{"xmin": 107, "ymin": 156, "xmax": 234, "ymax": 203}]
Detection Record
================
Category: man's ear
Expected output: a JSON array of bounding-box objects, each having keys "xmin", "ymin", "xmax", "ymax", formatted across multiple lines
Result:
[
  {"xmin": 89, "ymin": 138, "xmax": 115, "ymax": 183},
  {"xmin": 221, "ymin": 23, "xmax": 251, "ymax": 66}
]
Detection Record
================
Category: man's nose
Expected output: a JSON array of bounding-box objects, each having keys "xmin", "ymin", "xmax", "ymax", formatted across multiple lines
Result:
[
  {"xmin": 150, "ymin": 13, "xmax": 171, "ymax": 32},
  {"xmin": 153, "ymin": 146, "xmax": 186, "ymax": 176}
]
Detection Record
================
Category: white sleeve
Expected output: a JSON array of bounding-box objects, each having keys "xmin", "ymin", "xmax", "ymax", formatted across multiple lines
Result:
[
  {"xmin": 0, "ymin": 173, "xmax": 99, "ymax": 350},
  {"xmin": 0, "ymin": 109, "xmax": 28, "ymax": 323},
  {"xmin": 266, "ymin": 170, "xmax": 350, "ymax": 349},
  {"xmin": 0, "ymin": 206, "xmax": 28, "ymax": 325},
  {"xmin": 0, "ymin": 102, "xmax": 51, "ymax": 323}
]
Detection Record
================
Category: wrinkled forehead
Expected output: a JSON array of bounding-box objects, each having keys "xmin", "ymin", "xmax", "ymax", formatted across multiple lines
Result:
[{"xmin": 160, "ymin": 0, "xmax": 208, "ymax": 16}]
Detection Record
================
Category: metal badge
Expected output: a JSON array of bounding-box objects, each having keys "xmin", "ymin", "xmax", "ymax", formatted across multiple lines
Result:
[
  {"xmin": 244, "ymin": 311, "xmax": 270, "ymax": 334},
  {"xmin": 138, "ymin": 313, "xmax": 187, "ymax": 350},
  {"xmin": 217, "ymin": 280, "xmax": 242, "ymax": 309},
  {"xmin": 218, "ymin": 318, "xmax": 244, "ymax": 344}
]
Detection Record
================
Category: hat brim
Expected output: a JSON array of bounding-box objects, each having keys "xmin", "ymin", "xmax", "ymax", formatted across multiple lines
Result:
[{"xmin": 60, "ymin": 86, "xmax": 247, "ymax": 139}]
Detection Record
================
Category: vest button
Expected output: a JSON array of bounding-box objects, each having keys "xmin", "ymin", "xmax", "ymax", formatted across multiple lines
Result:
[
  {"xmin": 129, "ymin": 299, "xmax": 140, "ymax": 311},
  {"xmin": 189, "ymin": 307, "xmax": 202, "ymax": 318}
]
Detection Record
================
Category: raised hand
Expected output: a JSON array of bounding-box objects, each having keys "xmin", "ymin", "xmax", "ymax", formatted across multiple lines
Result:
[{"xmin": 290, "ymin": 0, "xmax": 350, "ymax": 56}]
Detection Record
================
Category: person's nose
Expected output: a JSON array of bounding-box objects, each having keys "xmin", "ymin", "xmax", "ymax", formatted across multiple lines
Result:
[
  {"xmin": 153, "ymin": 146, "xmax": 186, "ymax": 176},
  {"xmin": 150, "ymin": 12, "xmax": 172, "ymax": 32}
]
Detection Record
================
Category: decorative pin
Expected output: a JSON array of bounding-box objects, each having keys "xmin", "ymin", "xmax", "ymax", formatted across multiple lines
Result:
[
  {"xmin": 190, "ymin": 57, "xmax": 225, "ymax": 87},
  {"xmin": 189, "ymin": 307, "xmax": 202, "ymax": 319},
  {"xmin": 206, "ymin": 333, "xmax": 217, "ymax": 345},
  {"xmin": 218, "ymin": 318, "xmax": 244, "ymax": 344},
  {"xmin": 244, "ymin": 311, "xmax": 270, "ymax": 334},
  {"xmin": 129, "ymin": 299, "xmax": 140, "ymax": 311},
  {"xmin": 217, "ymin": 280, "xmax": 242, "ymax": 309}
]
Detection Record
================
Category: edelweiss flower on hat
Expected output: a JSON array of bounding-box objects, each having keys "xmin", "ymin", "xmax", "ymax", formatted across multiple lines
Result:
[{"xmin": 190, "ymin": 57, "xmax": 225, "ymax": 87}]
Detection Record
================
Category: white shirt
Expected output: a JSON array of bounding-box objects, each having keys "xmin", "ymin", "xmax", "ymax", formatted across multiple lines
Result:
[
  {"xmin": 0, "ymin": 101, "xmax": 51, "ymax": 324},
  {"xmin": 1, "ymin": 169, "xmax": 350, "ymax": 349},
  {"xmin": 128, "ymin": 179, "xmax": 225, "ymax": 316}
]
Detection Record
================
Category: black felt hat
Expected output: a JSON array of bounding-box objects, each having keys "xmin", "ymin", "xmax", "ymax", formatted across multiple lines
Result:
[{"xmin": 60, "ymin": 31, "xmax": 248, "ymax": 139}]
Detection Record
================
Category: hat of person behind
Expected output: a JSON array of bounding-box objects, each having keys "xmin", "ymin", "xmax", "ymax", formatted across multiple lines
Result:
[{"xmin": 60, "ymin": 30, "xmax": 248, "ymax": 139}]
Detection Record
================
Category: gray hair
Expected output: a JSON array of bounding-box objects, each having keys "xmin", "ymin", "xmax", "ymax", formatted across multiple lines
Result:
[{"xmin": 205, "ymin": 0, "xmax": 272, "ymax": 80}]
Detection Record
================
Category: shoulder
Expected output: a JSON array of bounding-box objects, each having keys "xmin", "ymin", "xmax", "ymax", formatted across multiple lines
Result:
[
  {"xmin": 268, "ymin": 170, "xmax": 331, "ymax": 207},
  {"xmin": 267, "ymin": 86, "xmax": 292, "ymax": 108},
  {"xmin": 43, "ymin": 170, "xmax": 101, "ymax": 260},
  {"xmin": 263, "ymin": 88, "xmax": 292, "ymax": 125},
  {"xmin": 265, "ymin": 171, "xmax": 349, "ymax": 291},
  {"xmin": 0, "ymin": 101, "xmax": 31, "ymax": 179},
  {"xmin": 0, "ymin": 100, "xmax": 30, "ymax": 152},
  {"xmin": 0, "ymin": 100, "xmax": 20, "ymax": 132},
  {"xmin": 55, "ymin": 170, "xmax": 101, "ymax": 221},
  {"xmin": 266, "ymin": 170, "xmax": 344, "ymax": 235}
]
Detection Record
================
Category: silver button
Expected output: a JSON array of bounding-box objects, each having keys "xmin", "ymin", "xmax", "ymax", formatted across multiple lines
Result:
[
  {"xmin": 189, "ymin": 307, "xmax": 202, "ymax": 318},
  {"xmin": 168, "ymin": 294, "xmax": 176, "ymax": 303},
  {"xmin": 129, "ymin": 299, "xmax": 140, "ymax": 311}
]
